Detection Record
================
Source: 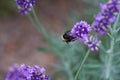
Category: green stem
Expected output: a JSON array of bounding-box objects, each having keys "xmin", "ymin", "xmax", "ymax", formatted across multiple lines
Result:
[
  {"xmin": 104, "ymin": 14, "xmax": 120, "ymax": 80},
  {"xmin": 105, "ymin": 38, "xmax": 114, "ymax": 80},
  {"xmin": 74, "ymin": 49, "xmax": 90, "ymax": 80},
  {"xmin": 31, "ymin": 8, "xmax": 50, "ymax": 43},
  {"xmin": 27, "ymin": 13, "xmax": 37, "ymax": 28},
  {"xmin": 113, "ymin": 14, "xmax": 120, "ymax": 30},
  {"xmin": 105, "ymin": 27, "xmax": 115, "ymax": 79}
]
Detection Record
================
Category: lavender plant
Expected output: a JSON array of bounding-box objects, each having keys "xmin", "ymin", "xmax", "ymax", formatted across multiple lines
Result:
[
  {"xmin": 15, "ymin": 0, "xmax": 35, "ymax": 14},
  {"xmin": 6, "ymin": 0, "xmax": 120, "ymax": 80},
  {"xmin": 6, "ymin": 64, "xmax": 50, "ymax": 80}
]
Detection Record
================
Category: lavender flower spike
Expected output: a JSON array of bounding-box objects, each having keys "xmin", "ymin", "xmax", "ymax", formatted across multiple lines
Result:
[
  {"xmin": 93, "ymin": 0, "xmax": 120, "ymax": 35},
  {"xmin": 84, "ymin": 36, "xmax": 101, "ymax": 51},
  {"xmin": 71, "ymin": 21, "xmax": 92, "ymax": 41},
  {"xmin": 6, "ymin": 64, "xmax": 50, "ymax": 80},
  {"xmin": 15, "ymin": 0, "xmax": 35, "ymax": 14},
  {"xmin": 93, "ymin": 12, "xmax": 116, "ymax": 35},
  {"xmin": 100, "ymin": 0, "xmax": 120, "ymax": 15}
]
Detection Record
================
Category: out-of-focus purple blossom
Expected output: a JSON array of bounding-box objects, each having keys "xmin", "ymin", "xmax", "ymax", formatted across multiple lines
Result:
[
  {"xmin": 71, "ymin": 21, "xmax": 92, "ymax": 41},
  {"xmin": 6, "ymin": 64, "xmax": 50, "ymax": 80},
  {"xmin": 15, "ymin": 0, "xmax": 35, "ymax": 14},
  {"xmin": 93, "ymin": 0, "xmax": 120, "ymax": 35},
  {"xmin": 84, "ymin": 36, "xmax": 101, "ymax": 51},
  {"xmin": 93, "ymin": 12, "xmax": 116, "ymax": 35},
  {"xmin": 100, "ymin": 0, "xmax": 120, "ymax": 15}
]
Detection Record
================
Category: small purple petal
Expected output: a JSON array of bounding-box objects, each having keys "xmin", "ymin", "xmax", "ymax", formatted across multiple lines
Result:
[
  {"xmin": 100, "ymin": 3, "xmax": 107, "ymax": 11},
  {"xmin": 109, "ymin": 15, "xmax": 116, "ymax": 22},
  {"xmin": 40, "ymin": 67, "xmax": 46, "ymax": 73}
]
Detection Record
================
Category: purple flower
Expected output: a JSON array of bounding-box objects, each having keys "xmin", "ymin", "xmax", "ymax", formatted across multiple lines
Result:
[
  {"xmin": 71, "ymin": 21, "xmax": 92, "ymax": 41},
  {"xmin": 70, "ymin": 21, "xmax": 101, "ymax": 51},
  {"xmin": 93, "ymin": 0, "xmax": 120, "ymax": 35},
  {"xmin": 93, "ymin": 12, "xmax": 116, "ymax": 35},
  {"xmin": 100, "ymin": 0, "xmax": 120, "ymax": 15},
  {"xmin": 6, "ymin": 64, "xmax": 50, "ymax": 80},
  {"xmin": 15, "ymin": 0, "xmax": 35, "ymax": 14},
  {"xmin": 84, "ymin": 36, "xmax": 101, "ymax": 51}
]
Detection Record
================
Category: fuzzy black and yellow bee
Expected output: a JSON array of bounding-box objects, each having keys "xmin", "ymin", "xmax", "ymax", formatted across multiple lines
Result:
[{"xmin": 61, "ymin": 30, "xmax": 76, "ymax": 43}]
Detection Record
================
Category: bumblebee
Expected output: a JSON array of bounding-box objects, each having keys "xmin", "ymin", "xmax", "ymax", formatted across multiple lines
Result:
[{"xmin": 61, "ymin": 30, "xmax": 76, "ymax": 43}]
